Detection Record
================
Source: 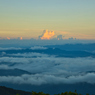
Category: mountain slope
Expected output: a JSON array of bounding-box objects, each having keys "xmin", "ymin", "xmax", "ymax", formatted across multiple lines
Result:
[{"xmin": 0, "ymin": 86, "xmax": 32, "ymax": 95}]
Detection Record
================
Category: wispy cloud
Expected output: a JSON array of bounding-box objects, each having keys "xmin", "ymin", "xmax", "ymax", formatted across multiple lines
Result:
[
  {"xmin": 30, "ymin": 46, "xmax": 47, "ymax": 50},
  {"xmin": 0, "ymin": 47, "xmax": 22, "ymax": 50}
]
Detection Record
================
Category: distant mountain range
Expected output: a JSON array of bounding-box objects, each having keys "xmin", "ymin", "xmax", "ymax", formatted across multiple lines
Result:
[
  {"xmin": 0, "ymin": 47, "xmax": 95, "ymax": 58},
  {"xmin": 46, "ymin": 43, "xmax": 95, "ymax": 51},
  {"xmin": 0, "ymin": 69, "xmax": 32, "ymax": 76}
]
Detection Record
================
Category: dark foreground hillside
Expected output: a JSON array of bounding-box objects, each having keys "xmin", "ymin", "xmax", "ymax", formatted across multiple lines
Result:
[
  {"xmin": 0, "ymin": 86, "xmax": 31, "ymax": 95},
  {"xmin": 0, "ymin": 86, "xmax": 91, "ymax": 95}
]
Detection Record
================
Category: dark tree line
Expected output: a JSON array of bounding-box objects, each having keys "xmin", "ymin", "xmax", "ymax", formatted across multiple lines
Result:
[{"xmin": 0, "ymin": 86, "xmax": 91, "ymax": 95}]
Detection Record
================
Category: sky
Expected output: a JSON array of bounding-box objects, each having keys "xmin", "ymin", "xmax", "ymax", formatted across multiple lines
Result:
[{"xmin": 0, "ymin": 0, "xmax": 95, "ymax": 40}]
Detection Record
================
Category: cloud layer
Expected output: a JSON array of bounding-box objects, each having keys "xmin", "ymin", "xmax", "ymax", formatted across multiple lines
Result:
[
  {"xmin": 0, "ymin": 51, "xmax": 95, "ymax": 85},
  {"xmin": 0, "ymin": 73, "xmax": 95, "ymax": 85}
]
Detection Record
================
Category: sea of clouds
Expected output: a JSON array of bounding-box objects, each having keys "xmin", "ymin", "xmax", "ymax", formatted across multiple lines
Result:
[{"xmin": 0, "ymin": 47, "xmax": 95, "ymax": 85}]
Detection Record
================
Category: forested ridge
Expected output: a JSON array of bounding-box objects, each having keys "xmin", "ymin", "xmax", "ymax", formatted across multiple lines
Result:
[
  {"xmin": 0, "ymin": 86, "xmax": 31, "ymax": 95},
  {"xmin": 0, "ymin": 86, "xmax": 91, "ymax": 95}
]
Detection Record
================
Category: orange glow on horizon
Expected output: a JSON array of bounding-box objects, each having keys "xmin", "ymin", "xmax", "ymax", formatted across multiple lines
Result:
[
  {"xmin": 20, "ymin": 37, "xmax": 22, "ymax": 40},
  {"xmin": 7, "ymin": 37, "xmax": 10, "ymax": 40}
]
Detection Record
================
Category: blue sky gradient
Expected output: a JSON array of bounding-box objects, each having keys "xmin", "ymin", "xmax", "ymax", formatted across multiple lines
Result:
[{"xmin": 0, "ymin": 0, "xmax": 95, "ymax": 39}]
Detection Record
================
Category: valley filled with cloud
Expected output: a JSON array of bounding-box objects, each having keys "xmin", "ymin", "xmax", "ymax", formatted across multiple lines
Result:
[
  {"xmin": 0, "ymin": 46, "xmax": 95, "ymax": 85},
  {"xmin": 0, "ymin": 45, "xmax": 95, "ymax": 94}
]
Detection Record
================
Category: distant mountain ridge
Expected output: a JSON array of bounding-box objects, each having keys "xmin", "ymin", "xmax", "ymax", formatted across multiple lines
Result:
[
  {"xmin": 0, "ymin": 68, "xmax": 31, "ymax": 76},
  {"xmin": 46, "ymin": 43, "xmax": 95, "ymax": 51},
  {"xmin": 0, "ymin": 48, "xmax": 95, "ymax": 58}
]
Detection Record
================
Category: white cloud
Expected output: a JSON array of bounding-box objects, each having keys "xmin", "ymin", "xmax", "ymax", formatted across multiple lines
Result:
[
  {"xmin": 0, "ymin": 55, "xmax": 95, "ymax": 74},
  {"xmin": 0, "ymin": 47, "xmax": 22, "ymax": 50},
  {"xmin": 8, "ymin": 52, "xmax": 51, "ymax": 58},
  {"xmin": 0, "ymin": 73, "xmax": 95, "ymax": 85},
  {"xmin": 30, "ymin": 46, "xmax": 47, "ymax": 50}
]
